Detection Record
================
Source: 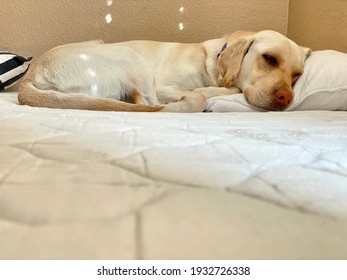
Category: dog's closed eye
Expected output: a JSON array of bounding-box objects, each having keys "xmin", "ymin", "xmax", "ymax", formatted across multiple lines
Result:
[{"xmin": 262, "ymin": 53, "xmax": 278, "ymax": 67}]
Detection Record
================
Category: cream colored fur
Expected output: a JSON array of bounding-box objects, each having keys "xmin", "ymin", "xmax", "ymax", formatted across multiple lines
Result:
[{"xmin": 18, "ymin": 30, "xmax": 311, "ymax": 112}]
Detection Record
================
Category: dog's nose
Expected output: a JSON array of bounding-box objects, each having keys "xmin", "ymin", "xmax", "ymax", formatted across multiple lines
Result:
[{"xmin": 275, "ymin": 88, "xmax": 293, "ymax": 107}]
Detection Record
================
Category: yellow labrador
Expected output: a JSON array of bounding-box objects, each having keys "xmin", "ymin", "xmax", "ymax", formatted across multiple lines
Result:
[{"xmin": 18, "ymin": 30, "xmax": 311, "ymax": 112}]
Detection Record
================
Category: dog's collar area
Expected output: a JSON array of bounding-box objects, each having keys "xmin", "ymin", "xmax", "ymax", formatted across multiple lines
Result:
[{"xmin": 217, "ymin": 43, "xmax": 227, "ymax": 58}]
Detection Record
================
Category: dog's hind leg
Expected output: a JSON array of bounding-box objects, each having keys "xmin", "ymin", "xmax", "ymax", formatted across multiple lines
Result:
[
  {"xmin": 130, "ymin": 73, "xmax": 160, "ymax": 106},
  {"xmin": 131, "ymin": 90, "xmax": 150, "ymax": 105}
]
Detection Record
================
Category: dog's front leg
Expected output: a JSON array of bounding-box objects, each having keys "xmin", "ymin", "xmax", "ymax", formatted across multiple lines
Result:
[
  {"xmin": 156, "ymin": 86, "xmax": 206, "ymax": 112},
  {"xmin": 193, "ymin": 86, "xmax": 241, "ymax": 99}
]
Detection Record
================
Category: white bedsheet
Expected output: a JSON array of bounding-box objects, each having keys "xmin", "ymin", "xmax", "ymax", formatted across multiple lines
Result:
[{"xmin": 1, "ymin": 92, "xmax": 347, "ymax": 259}]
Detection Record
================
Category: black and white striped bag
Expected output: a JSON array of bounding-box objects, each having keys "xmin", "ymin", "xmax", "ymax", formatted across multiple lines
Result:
[{"xmin": 0, "ymin": 51, "xmax": 32, "ymax": 90}]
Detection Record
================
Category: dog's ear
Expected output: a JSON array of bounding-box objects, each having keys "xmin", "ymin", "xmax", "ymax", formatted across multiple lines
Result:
[{"xmin": 218, "ymin": 32, "xmax": 254, "ymax": 87}]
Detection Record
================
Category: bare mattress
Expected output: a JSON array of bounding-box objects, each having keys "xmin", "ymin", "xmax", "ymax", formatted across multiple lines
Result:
[{"xmin": 1, "ymin": 92, "xmax": 347, "ymax": 259}]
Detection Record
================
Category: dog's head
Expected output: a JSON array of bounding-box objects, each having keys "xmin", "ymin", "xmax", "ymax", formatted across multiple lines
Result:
[{"xmin": 217, "ymin": 30, "xmax": 311, "ymax": 111}]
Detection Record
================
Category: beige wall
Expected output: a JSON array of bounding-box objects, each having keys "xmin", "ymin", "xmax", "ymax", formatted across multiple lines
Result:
[
  {"xmin": 2, "ymin": 0, "xmax": 347, "ymax": 61},
  {"xmin": 288, "ymin": 0, "xmax": 347, "ymax": 52},
  {"xmin": 1, "ymin": 0, "xmax": 289, "ymax": 59}
]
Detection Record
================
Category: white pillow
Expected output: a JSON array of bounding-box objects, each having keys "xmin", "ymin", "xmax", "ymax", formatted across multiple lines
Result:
[
  {"xmin": 206, "ymin": 50, "xmax": 347, "ymax": 112},
  {"xmin": 0, "ymin": 51, "xmax": 32, "ymax": 91},
  {"xmin": 289, "ymin": 50, "xmax": 347, "ymax": 111}
]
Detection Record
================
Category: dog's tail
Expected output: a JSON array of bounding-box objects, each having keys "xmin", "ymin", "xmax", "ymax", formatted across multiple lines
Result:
[
  {"xmin": 18, "ymin": 81, "xmax": 163, "ymax": 112},
  {"xmin": 18, "ymin": 81, "xmax": 207, "ymax": 113}
]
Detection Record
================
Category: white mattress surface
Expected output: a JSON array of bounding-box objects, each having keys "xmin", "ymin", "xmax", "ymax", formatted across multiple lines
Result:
[{"xmin": 1, "ymin": 92, "xmax": 347, "ymax": 259}]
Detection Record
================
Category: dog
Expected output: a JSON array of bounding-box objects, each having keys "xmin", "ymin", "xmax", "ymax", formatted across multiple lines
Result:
[{"xmin": 18, "ymin": 30, "xmax": 311, "ymax": 112}]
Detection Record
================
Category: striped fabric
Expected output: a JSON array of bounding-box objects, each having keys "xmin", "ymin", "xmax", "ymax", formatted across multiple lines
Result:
[{"xmin": 0, "ymin": 51, "xmax": 32, "ymax": 90}]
